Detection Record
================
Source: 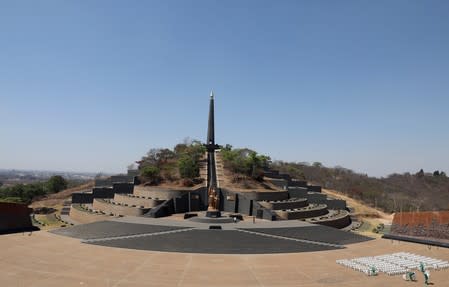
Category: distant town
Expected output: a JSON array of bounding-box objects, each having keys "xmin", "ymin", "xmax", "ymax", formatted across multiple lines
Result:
[{"xmin": 0, "ymin": 169, "xmax": 104, "ymax": 186}]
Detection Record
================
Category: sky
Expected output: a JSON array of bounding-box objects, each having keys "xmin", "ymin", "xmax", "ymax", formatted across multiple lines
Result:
[{"xmin": 1, "ymin": 1, "xmax": 449, "ymax": 177}]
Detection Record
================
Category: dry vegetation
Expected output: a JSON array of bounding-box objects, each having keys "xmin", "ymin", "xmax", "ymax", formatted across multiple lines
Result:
[
  {"xmin": 30, "ymin": 181, "xmax": 94, "ymax": 210},
  {"xmin": 273, "ymin": 162, "xmax": 449, "ymax": 213}
]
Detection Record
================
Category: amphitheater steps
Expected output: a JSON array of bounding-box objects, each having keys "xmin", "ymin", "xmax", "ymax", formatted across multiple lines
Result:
[
  {"xmin": 258, "ymin": 198, "xmax": 308, "ymax": 210},
  {"xmin": 113, "ymin": 193, "xmax": 164, "ymax": 208},
  {"xmin": 92, "ymin": 198, "xmax": 150, "ymax": 217},
  {"xmin": 61, "ymin": 200, "xmax": 71, "ymax": 215},
  {"xmin": 273, "ymin": 204, "xmax": 329, "ymax": 220}
]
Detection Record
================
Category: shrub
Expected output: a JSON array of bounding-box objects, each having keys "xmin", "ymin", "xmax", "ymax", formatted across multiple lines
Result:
[{"xmin": 140, "ymin": 166, "xmax": 160, "ymax": 182}]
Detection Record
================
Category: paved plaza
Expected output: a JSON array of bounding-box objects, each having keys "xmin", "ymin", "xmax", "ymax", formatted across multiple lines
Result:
[
  {"xmin": 51, "ymin": 219, "xmax": 371, "ymax": 254},
  {"xmin": 2, "ymin": 227, "xmax": 449, "ymax": 287}
]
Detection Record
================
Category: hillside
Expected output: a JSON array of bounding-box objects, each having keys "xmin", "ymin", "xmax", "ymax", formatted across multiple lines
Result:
[
  {"xmin": 273, "ymin": 161, "xmax": 449, "ymax": 213},
  {"xmin": 30, "ymin": 181, "xmax": 94, "ymax": 209}
]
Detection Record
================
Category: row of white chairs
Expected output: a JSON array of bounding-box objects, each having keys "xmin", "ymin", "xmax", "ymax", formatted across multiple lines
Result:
[
  {"xmin": 337, "ymin": 252, "xmax": 449, "ymax": 276},
  {"xmin": 336, "ymin": 259, "xmax": 372, "ymax": 275},
  {"xmin": 392, "ymin": 252, "xmax": 449, "ymax": 270}
]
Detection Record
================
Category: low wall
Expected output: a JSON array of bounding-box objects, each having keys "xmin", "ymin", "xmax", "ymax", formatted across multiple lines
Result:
[
  {"xmin": 275, "ymin": 204, "xmax": 328, "ymax": 220},
  {"xmin": 287, "ymin": 187, "xmax": 309, "ymax": 198},
  {"xmin": 110, "ymin": 175, "xmax": 134, "ymax": 183},
  {"xmin": 325, "ymin": 199, "xmax": 347, "ymax": 210},
  {"xmin": 221, "ymin": 189, "xmax": 237, "ymax": 213},
  {"xmin": 113, "ymin": 194, "xmax": 164, "ymax": 208},
  {"xmin": 305, "ymin": 192, "xmax": 327, "ymax": 203},
  {"xmin": 265, "ymin": 178, "xmax": 288, "ymax": 190},
  {"xmin": 0, "ymin": 202, "xmax": 33, "ymax": 232},
  {"xmin": 307, "ymin": 210, "xmax": 351, "ymax": 229},
  {"xmin": 307, "ymin": 185, "xmax": 322, "ymax": 193},
  {"xmin": 94, "ymin": 178, "xmax": 112, "ymax": 187},
  {"xmin": 133, "ymin": 186, "xmax": 188, "ymax": 200},
  {"xmin": 71, "ymin": 192, "xmax": 94, "ymax": 204},
  {"xmin": 253, "ymin": 201, "xmax": 277, "ymax": 221},
  {"xmin": 69, "ymin": 204, "xmax": 110, "ymax": 224},
  {"xmin": 92, "ymin": 187, "xmax": 115, "ymax": 199},
  {"xmin": 92, "ymin": 199, "xmax": 149, "ymax": 216},
  {"xmin": 258, "ymin": 198, "xmax": 308, "ymax": 210},
  {"xmin": 146, "ymin": 199, "xmax": 175, "ymax": 218},
  {"xmin": 263, "ymin": 172, "xmax": 291, "ymax": 181},
  {"xmin": 288, "ymin": 180, "xmax": 308, "ymax": 187},
  {"xmin": 112, "ymin": 182, "xmax": 134, "ymax": 194},
  {"xmin": 382, "ymin": 233, "xmax": 449, "ymax": 248},
  {"xmin": 239, "ymin": 191, "xmax": 289, "ymax": 201}
]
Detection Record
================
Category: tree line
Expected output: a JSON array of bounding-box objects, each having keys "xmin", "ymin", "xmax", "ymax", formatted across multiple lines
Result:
[
  {"xmin": 0, "ymin": 176, "xmax": 68, "ymax": 204},
  {"xmin": 272, "ymin": 161, "xmax": 449, "ymax": 213},
  {"xmin": 137, "ymin": 139, "xmax": 206, "ymax": 186}
]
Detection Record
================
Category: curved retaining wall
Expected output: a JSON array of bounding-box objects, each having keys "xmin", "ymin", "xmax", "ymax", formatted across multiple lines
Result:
[
  {"xmin": 307, "ymin": 210, "xmax": 351, "ymax": 229},
  {"xmin": 92, "ymin": 199, "xmax": 150, "ymax": 216},
  {"xmin": 275, "ymin": 204, "xmax": 328, "ymax": 220},
  {"xmin": 69, "ymin": 204, "xmax": 110, "ymax": 224},
  {"xmin": 236, "ymin": 191, "xmax": 289, "ymax": 201},
  {"xmin": 113, "ymin": 193, "xmax": 164, "ymax": 208},
  {"xmin": 258, "ymin": 198, "xmax": 308, "ymax": 210},
  {"xmin": 133, "ymin": 186, "xmax": 190, "ymax": 200}
]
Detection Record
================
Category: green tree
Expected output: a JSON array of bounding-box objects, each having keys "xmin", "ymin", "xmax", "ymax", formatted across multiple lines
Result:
[
  {"xmin": 312, "ymin": 162, "xmax": 323, "ymax": 168},
  {"xmin": 178, "ymin": 155, "xmax": 199, "ymax": 179},
  {"xmin": 140, "ymin": 166, "xmax": 160, "ymax": 181},
  {"xmin": 46, "ymin": 176, "xmax": 68, "ymax": 194}
]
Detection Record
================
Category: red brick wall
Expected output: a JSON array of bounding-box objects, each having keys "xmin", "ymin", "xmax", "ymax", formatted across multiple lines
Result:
[
  {"xmin": 391, "ymin": 211, "xmax": 449, "ymax": 240},
  {"xmin": 0, "ymin": 202, "xmax": 33, "ymax": 231}
]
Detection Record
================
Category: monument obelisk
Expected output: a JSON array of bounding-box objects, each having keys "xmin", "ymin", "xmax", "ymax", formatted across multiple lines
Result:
[{"xmin": 205, "ymin": 91, "xmax": 221, "ymax": 217}]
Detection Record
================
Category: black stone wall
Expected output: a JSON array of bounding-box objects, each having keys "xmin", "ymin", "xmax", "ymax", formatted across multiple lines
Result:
[
  {"xmin": 112, "ymin": 183, "xmax": 134, "ymax": 194},
  {"xmin": 287, "ymin": 187, "xmax": 308, "ymax": 198},
  {"xmin": 92, "ymin": 187, "xmax": 115, "ymax": 199},
  {"xmin": 305, "ymin": 192, "xmax": 327, "ymax": 204},
  {"xmin": 71, "ymin": 193, "xmax": 94, "ymax": 204},
  {"xmin": 307, "ymin": 185, "xmax": 322, "ymax": 193},
  {"xmin": 146, "ymin": 199, "xmax": 175, "ymax": 218},
  {"xmin": 325, "ymin": 199, "xmax": 347, "ymax": 210}
]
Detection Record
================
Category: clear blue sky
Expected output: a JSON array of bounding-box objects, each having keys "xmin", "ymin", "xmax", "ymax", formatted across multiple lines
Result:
[{"xmin": 1, "ymin": 1, "xmax": 448, "ymax": 177}]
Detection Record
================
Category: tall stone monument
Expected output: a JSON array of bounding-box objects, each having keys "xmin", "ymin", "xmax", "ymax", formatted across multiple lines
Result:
[{"xmin": 205, "ymin": 91, "xmax": 221, "ymax": 217}]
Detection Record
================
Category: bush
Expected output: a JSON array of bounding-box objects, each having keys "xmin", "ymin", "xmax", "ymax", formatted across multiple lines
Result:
[
  {"xmin": 220, "ymin": 147, "xmax": 270, "ymax": 180},
  {"xmin": 140, "ymin": 166, "xmax": 160, "ymax": 182},
  {"xmin": 178, "ymin": 155, "xmax": 199, "ymax": 179},
  {"xmin": 45, "ymin": 176, "xmax": 68, "ymax": 194}
]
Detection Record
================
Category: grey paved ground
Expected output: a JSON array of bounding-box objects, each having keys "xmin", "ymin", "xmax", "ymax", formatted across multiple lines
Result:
[
  {"xmin": 242, "ymin": 226, "xmax": 372, "ymax": 245},
  {"xmin": 51, "ymin": 221, "xmax": 190, "ymax": 240},
  {"xmin": 52, "ymin": 217, "xmax": 372, "ymax": 254},
  {"xmin": 88, "ymin": 229, "xmax": 339, "ymax": 254}
]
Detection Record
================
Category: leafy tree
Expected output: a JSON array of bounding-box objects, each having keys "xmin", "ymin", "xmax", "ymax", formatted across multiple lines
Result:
[
  {"xmin": 46, "ymin": 176, "xmax": 68, "ymax": 194},
  {"xmin": 220, "ymin": 147, "xmax": 270, "ymax": 180},
  {"xmin": 178, "ymin": 154, "xmax": 199, "ymax": 179},
  {"xmin": 140, "ymin": 166, "xmax": 160, "ymax": 181},
  {"xmin": 433, "ymin": 170, "xmax": 440, "ymax": 177}
]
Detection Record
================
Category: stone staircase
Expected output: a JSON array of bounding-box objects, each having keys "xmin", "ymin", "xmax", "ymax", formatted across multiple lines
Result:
[{"xmin": 214, "ymin": 150, "xmax": 224, "ymax": 187}]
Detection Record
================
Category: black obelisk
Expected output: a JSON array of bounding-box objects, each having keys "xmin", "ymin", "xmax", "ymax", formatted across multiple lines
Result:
[{"xmin": 205, "ymin": 91, "xmax": 220, "ymax": 216}]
